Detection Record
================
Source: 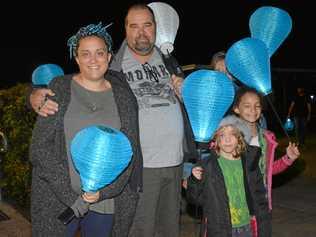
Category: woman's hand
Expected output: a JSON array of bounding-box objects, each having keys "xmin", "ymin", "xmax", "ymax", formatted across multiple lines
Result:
[
  {"xmin": 82, "ymin": 191, "xmax": 100, "ymax": 203},
  {"xmin": 286, "ymin": 142, "xmax": 300, "ymax": 161}
]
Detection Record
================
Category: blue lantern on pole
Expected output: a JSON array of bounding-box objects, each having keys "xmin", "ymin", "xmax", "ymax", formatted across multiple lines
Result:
[
  {"xmin": 71, "ymin": 125, "xmax": 133, "ymax": 193},
  {"xmin": 226, "ymin": 37, "xmax": 271, "ymax": 95},
  {"xmin": 284, "ymin": 117, "xmax": 294, "ymax": 132},
  {"xmin": 32, "ymin": 64, "xmax": 64, "ymax": 86},
  {"xmin": 182, "ymin": 70, "xmax": 235, "ymax": 142},
  {"xmin": 249, "ymin": 6, "xmax": 292, "ymax": 57}
]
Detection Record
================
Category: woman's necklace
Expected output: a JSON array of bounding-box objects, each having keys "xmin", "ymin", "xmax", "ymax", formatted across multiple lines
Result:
[
  {"xmin": 76, "ymin": 75, "xmax": 110, "ymax": 112},
  {"xmin": 85, "ymin": 90, "xmax": 98, "ymax": 112}
]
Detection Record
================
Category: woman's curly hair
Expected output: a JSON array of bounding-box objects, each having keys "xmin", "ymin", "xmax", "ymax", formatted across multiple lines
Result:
[{"xmin": 67, "ymin": 22, "xmax": 113, "ymax": 59}]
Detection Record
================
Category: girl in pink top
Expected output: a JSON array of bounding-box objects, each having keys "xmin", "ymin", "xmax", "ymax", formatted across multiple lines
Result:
[{"xmin": 223, "ymin": 86, "xmax": 300, "ymax": 211}]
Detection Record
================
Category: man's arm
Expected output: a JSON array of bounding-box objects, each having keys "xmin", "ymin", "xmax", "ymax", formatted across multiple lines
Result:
[
  {"xmin": 29, "ymin": 88, "xmax": 59, "ymax": 117},
  {"xmin": 307, "ymin": 101, "xmax": 312, "ymax": 121},
  {"xmin": 287, "ymin": 101, "xmax": 295, "ymax": 117}
]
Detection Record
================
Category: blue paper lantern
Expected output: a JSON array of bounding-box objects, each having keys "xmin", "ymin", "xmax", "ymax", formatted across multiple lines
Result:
[
  {"xmin": 71, "ymin": 125, "xmax": 133, "ymax": 193},
  {"xmin": 32, "ymin": 64, "xmax": 64, "ymax": 86},
  {"xmin": 284, "ymin": 118, "xmax": 294, "ymax": 131},
  {"xmin": 249, "ymin": 6, "xmax": 292, "ymax": 57},
  {"xmin": 182, "ymin": 70, "xmax": 235, "ymax": 142},
  {"xmin": 226, "ymin": 37, "xmax": 271, "ymax": 95}
]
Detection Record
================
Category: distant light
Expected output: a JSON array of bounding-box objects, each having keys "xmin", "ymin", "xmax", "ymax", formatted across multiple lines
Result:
[{"xmin": 311, "ymin": 95, "xmax": 314, "ymax": 100}]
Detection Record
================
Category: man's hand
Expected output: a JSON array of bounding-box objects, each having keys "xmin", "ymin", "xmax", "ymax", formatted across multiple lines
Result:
[
  {"xmin": 171, "ymin": 74, "xmax": 183, "ymax": 99},
  {"xmin": 30, "ymin": 89, "xmax": 58, "ymax": 117}
]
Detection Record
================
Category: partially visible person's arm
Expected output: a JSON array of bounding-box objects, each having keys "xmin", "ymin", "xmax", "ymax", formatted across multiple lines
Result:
[
  {"xmin": 251, "ymin": 155, "xmax": 272, "ymax": 237},
  {"xmin": 171, "ymin": 74, "xmax": 183, "ymax": 99},
  {"xmin": 307, "ymin": 102, "xmax": 312, "ymax": 122},
  {"xmin": 272, "ymin": 142, "xmax": 299, "ymax": 175},
  {"xmin": 287, "ymin": 101, "xmax": 295, "ymax": 117}
]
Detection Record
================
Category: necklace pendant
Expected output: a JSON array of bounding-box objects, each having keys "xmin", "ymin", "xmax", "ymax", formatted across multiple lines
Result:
[{"xmin": 91, "ymin": 104, "xmax": 97, "ymax": 112}]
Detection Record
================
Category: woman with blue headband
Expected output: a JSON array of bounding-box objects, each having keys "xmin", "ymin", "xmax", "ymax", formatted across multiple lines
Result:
[{"xmin": 30, "ymin": 22, "xmax": 142, "ymax": 237}]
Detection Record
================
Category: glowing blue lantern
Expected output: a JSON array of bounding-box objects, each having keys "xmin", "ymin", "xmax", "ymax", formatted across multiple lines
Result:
[
  {"xmin": 249, "ymin": 6, "xmax": 292, "ymax": 57},
  {"xmin": 32, "ymin": 64, "xmax": 64, "ymax": 86},
  {"xmin": 226, "ymin": 37, "xmax": 271, "ymax": 95},
  {"xmin": 71, "ymin": 125, "xmax": 133, "ymax": 193},
  {"xmin": 284, "ymin": 118, "xmax": 294, "ymax": 131},
  {"xmin": 182, "ymin": 70, "xmax": 235, "ymax": 142}
]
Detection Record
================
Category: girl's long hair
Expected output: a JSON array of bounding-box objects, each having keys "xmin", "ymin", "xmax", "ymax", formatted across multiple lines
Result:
[{"xmin": 213, "ymin": 124, "xmax": 246, "ymax": 158}]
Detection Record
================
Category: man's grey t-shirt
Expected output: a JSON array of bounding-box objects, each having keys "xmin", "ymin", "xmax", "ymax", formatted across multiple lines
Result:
[{"xmin": 122, "ymin": 48, "xmax": 184, "ymax": 168}]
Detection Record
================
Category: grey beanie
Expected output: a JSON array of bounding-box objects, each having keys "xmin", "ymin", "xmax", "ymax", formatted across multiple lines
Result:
[{"xmin": 219, "ymin": 115, "xmax": 252, "ymax": 143}]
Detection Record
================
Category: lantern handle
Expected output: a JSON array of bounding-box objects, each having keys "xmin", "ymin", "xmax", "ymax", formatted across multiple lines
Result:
[{"xmin": 266, "ymin": 96, "xmax": 290, "ymax": 141}]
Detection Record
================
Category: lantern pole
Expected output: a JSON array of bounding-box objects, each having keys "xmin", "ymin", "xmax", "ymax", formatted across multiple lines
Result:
[{"xmin": 266, "ymin": 96, "xmax": 290, "ymax": 141}]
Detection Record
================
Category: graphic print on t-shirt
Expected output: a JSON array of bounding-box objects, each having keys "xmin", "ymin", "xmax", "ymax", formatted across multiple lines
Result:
[{"xmin": 124, "ymin": 62, "xmax": 177, "ymax": 110}]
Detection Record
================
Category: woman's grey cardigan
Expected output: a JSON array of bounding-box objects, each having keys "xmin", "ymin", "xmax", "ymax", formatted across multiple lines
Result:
[{"xmin": 30, "ymin": 70, "xmax": 142, "ymax": 237}]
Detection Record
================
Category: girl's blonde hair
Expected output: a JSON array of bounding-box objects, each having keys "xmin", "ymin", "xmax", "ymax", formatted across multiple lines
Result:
[{"xmin": 213, "ymin": 124, "xmax": 246, "ymax": 158}]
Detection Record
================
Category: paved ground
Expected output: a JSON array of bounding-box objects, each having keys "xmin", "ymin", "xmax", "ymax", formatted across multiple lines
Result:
[
  {"xmin": 1, "ymin": 134, "xmax": 316, "ymax": 237},
  {"xmin": 272, "ymin": 175, "xmax": 316, "ymax": 237},
  {"xmin": 180, "ymin": 175, "xmax": 316, "ymax": 237},
  {"xmin": 1, "ymin": 174, "xmax": 315, "ymax": 237},
  {"xmin": 0, "ymin": 201, "xmax": 31, "ymax": 237}
]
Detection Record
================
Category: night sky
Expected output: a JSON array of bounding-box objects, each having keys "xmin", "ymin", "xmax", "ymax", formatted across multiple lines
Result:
[{"xmin": 1, "ymin": 0, "xmax": 315, "ymax": 89}]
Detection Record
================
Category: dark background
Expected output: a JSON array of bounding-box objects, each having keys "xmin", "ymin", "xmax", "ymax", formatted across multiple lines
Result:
[{"xmin": 1, "ymin": 1, "xmax": 315, "ymax": 91}]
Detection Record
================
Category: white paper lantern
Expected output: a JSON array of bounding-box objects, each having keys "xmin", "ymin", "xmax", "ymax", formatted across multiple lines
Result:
[{"xmin": 148, "ymin": 2, "xmax": 179, "ymax": 55}]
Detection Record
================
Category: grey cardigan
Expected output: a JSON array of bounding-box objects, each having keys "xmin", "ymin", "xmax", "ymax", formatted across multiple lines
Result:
[{"xmin": 30, "ymin": 70, "xmax": 142, "ymax": 237}]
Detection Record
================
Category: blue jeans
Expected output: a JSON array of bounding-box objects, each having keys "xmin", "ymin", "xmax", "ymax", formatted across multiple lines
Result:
[
  {"xmin": 232, "ymin": 224, "xmax": 252, "ymax": 237},
  {"xmin": 67, "ymin": 211, "xmax": 113, "ymax": 237}
]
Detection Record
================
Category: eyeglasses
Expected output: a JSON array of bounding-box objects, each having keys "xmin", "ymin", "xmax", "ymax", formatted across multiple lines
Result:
[{"xmin": 142, "ymin": 62, "xmax": 159, "ymax": 83}]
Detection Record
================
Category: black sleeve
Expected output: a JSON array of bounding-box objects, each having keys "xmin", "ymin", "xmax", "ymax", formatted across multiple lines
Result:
[
  {"xmin": 181, "ymin": 102, "xmax": 198, "ymax": 163},
  {"xmin": 186, "ymin": 160, "xmax": 208, "ymax": 206},
  {"xmin": 249, "ymin": 148, "xmax": 272, "ymax": 237},
  {"xmin": 162, "ymin": 53, "xmax": 185, "ymax": 78}
]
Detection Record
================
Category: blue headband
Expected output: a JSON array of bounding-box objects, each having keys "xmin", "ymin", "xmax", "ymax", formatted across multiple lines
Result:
[{"xmin": 67, "ymin": 22, "xmax": 113, "ymax": 59}]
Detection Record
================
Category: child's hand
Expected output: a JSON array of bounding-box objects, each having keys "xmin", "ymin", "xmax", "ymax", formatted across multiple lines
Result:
[
  {"xmin": 286, "ymin": 142, "xmax": 300, "ymax": 161},
  {"xmin": 182, "ymin": 179, "xmax": 188, "ymax": 189},
  {"xmin": 192, "ymin": 166, "xmax": 203, "ymax": 180}
]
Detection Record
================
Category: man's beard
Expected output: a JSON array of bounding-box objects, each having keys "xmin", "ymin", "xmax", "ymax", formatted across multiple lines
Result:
[{"xmin": 134, "ymin": 39, "xmax": 154, "ymax": 55}]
